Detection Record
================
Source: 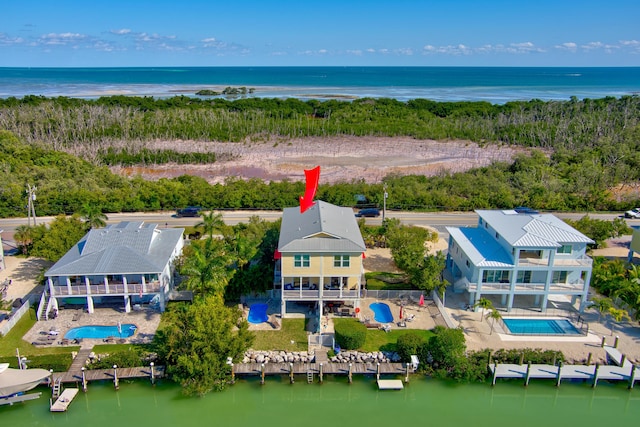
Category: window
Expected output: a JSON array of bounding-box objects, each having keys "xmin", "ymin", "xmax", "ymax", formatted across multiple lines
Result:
[
  {"xmin": 552, "ymin": 271, "xmax": 568, "ymax": 283},
  {"xmin": 294, "ymin": 254, "xmax": 310, "ymax": 268},
  {"xmin": 516, "ymin": 270, "xmax": 532, "ymax": 283},
  {"xmin": 556, "ymin": 244, "xmax": 572, "ymax": 254},
  {"xmin": 482, "ymin": 270, "xmax": 509, "ymax": 283},
  {"xmin": 334, "ymin": 255, "xmax": 350, "ymax": 267}
]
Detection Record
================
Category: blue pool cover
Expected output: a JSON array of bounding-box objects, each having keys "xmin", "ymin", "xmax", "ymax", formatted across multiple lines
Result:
[
  {"xmin": 503, "ymin": 318, "xmax": 580, "ymax": 335},
  {"xmin": 64, "ymin": 324, "xmax": 137, "ymax": 339},
  {"xmin": 369, "ymin": 302, "xmax": 394, "ymax": 323},
  {"xmin": 248, "ymin": 303, "xmax": 269, "ymax": 324}
]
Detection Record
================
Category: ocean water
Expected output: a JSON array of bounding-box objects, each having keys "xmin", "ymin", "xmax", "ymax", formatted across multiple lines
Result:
[{"xmin": 1, "ymin": 67, "xmax": 639, "ymax": 103}]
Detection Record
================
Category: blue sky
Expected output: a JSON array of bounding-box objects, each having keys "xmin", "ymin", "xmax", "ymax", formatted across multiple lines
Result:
[{"xmin": 1, "ymin": 0, "xmax": 639, "ymax": 67}]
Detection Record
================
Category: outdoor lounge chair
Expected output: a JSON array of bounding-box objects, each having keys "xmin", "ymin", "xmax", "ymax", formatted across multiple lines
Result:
[{"xmin": 380, "ymin": 324, "xmax": 391, "ymax": 333}]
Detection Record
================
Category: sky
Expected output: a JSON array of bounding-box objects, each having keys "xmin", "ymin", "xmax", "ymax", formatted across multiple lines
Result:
[{"xmin": 1, "ymin": 0, "xmax": 640, "ymax": 67}]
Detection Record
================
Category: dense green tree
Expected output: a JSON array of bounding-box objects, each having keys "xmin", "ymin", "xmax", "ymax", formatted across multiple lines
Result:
[
  {"xmin": 474, "ymin": 297, "xmax": 494, "ymax": 322},
  {"xmin": 564, "ymin": 216, "xmax": 632, "ymax": 249},
  {"xmin": 156, "ymin": 295, "xmax": 253, "ymax": 396},
  {"xmin": 420, "ymin": 326, "xmax": 467, "ymax": 377},
  {"xmin": 30, "ymin": 215, "xmax": 87, "ymax": 262},
  {"xmin": 78, "ymin": 202, "xmax": 108, "ymax": 229},
  {"xmin": 13, "ymin": 224, "xmax": 34, "ymax": 255},
  {"xmin": 195, "ymin": 211, "xmax": 226, "ymax": 239},
  {"xmin": 179, "ymin": 239, "xmax": 234, "ymax": 297}
]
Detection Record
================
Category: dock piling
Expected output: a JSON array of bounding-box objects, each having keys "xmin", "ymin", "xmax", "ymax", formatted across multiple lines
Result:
[
  {"xmin": 492, "ymin": 362, "xmax": 498, "ymax": 386},
  {"xmin": 524, "ymin": 362, "xmax": 532, "ymax": 386},
  {"xmin": 586, "ymin": 352, "xmax": 592, "ymax": 366},
  {"xmin": 319, "ymin": 363, "xmax": 323, "ymax": 383},
  {"xmin": 592, "ymin": 363, "xmax": 600, "ymax": 388},
  {"xmin": 113, "ymin": 365, "xmax": 119, "ymax": 390},
  {"xmin": 348, "ymin": 363, "xmax": 353, "ymax": 383},
  {"xmin": 376, "ymin": 363, "xmax": 380, "ymax": 382},
  {"xmin": 601, "ymin": 336, "xmax": 606, "ymax": 347},
  {"xmin": 81, "ymin": 367, "xmax": 87, "ymax": 392},
  {"xmin": 260, "ymin": 363, "xmax": 265, "ymax": 385},
  {"xmin": 289, "ymin": 363, "xmax": 294, "ymax": 384},
  {"xmin": 230, "ymin": 363, "xmax": 235, "ymax": 384},
  {"xmin": 150, "ymin": 362, "xmax": 155, "ymax": 385},
  {"xmin": 555, "ymin": 361, "xmax": 563, "ymax": 387},
  {"xmin": 614, "ymin": 336, "xmax": 619, "ymax": 348},
  {"xmin": 405, "ymin": 363, "xmax": 410, "ymax": 383},
  {"xmin": 629, "ymin": 365, "xmax": 637, "ymax": 389}
]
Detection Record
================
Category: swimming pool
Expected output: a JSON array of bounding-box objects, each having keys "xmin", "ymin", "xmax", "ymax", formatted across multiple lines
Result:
[
  {"xmin": 64, "ymin": 324, "xmax": 137, "ymax": 340},
  {"xmin": 502, "ymin": 318, "xmax": 581, "ymax": 335},
  {"xmin": 248, "ymin": 303, "xmax": 269, "ymax": 324},
  {"xmin": 369, "ymin": 302, "xmax": 394, "ymax": 323}
]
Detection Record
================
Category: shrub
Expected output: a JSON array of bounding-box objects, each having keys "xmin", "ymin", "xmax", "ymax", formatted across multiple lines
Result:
[
  {"xmin": 89, "ymin": 347, "xmax": 147, "ymax": 369},
  {"xmin": 396, "ymin": 332, "xmax": 425, "ymax": 362},
  {"xmin": 334, "ymin": 320, "xmax": 367, "ymax": 350}
]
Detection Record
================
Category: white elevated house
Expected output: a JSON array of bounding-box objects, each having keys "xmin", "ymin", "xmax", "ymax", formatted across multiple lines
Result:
[
  {"xmin": 275, "ymin": 201, "xmax": 366, "ymax": 320},
  {"xmin": 446, "ymin": 210, "xmax": 594, "ymax": 312},
  {"xmin": 41, "ymin": 221, "xmax": 184, "ymax": 319}
]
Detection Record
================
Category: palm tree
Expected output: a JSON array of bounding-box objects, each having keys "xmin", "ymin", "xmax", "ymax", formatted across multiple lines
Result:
[
  {"xmin": 474, "ymin": 297, "xmax": 494, "ymax": 322},
  {"xmin": 488, "ymin": 309, "xmax": 502, "ymax": 335},
  {"xmin": 180, "ymin": 239, "xmax": 232, "ymax": 297},
  {"xmin": 589, "ymin": 296, "xmax": 613, "ymax": 323},
  {"xmin": 195, "ymin": 212, "xmax": 225, "ymax": 239},
  {"xmin": 13, "ymin": 224, "xmax": 33, "ymax": 255},
  {"xmin": 607, "ymin": 307, "xmax": 630, "ymax": 336},
  {"xmin": 79, "ymin": 202, "xmax": 107, "ymax": 229}
]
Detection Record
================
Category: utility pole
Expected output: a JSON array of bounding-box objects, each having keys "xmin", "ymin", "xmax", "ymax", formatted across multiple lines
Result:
[
  {"xmin": 26, "ymin": 184, "xmax": 37, "ymax": 226},
  {"xmin": 382, "ymin": 184, "xmax": 388, "ymax": 222}
]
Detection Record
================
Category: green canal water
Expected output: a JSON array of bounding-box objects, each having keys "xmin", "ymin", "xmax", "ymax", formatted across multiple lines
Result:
[{"xmin": 1, "ymin": 377, "xmax": 638, "ymax": 427}]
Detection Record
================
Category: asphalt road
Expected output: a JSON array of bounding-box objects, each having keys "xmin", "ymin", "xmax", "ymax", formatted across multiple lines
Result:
[{"xmin": 1, "ymin": 209, "xmax": 636, "ymax": 247}]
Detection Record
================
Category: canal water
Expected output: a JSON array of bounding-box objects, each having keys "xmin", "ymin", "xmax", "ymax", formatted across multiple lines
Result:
[{"xmin": 1, "ymin": 376, "xmax": 638, "ymax": 426}]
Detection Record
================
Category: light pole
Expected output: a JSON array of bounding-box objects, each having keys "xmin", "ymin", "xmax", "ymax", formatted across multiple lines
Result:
[
  {"xmin": 26, "ymin": 184, "xmax": 37, "ymax": 226},
  {"xmin": 382, "ymin": 184, "xmax": 388, "ymax": 222}
]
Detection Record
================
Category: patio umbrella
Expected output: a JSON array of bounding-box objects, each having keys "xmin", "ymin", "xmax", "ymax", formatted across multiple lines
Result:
[
  {"xmin": 399, "ymin": 306, "xmax": 403, "ymax": 319},
  {"xmin": 419, "ymin": 294, "xmax": 425, "ymax": 307}
]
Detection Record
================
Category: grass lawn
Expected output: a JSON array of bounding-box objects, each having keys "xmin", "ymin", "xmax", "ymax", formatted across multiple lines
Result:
[
  {"xmin": 0, "ymin": 308, "xmax": 79, "ymax": 357},
  {"xmin": 364, "ymin": 271, "xmax": 414, "ymax": 290},
  {"xmin": 251, "ymin": 318, "xmax": 309, "ymax": 351}
]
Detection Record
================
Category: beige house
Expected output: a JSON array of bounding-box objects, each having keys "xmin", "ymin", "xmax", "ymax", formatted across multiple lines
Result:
[{"xmin": 275, "ymin": 201, "xmax": 366, "ymax": 320}]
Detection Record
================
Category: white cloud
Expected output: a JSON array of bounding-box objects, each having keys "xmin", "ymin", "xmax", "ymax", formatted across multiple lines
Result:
[
  {"xmin": 0, "ymin": 33, "xmax": 24, "ymax": 45},
  {"xmin": 555, "ymin": 42, "xmax": 578, "ymax": 52},
  {"xmin": 38, "ymin": 32, "xmax": 86, "ymax": 45},
  {"xmin": 110, "ymin": 29, "xmax": 131, "ymax": 35},
  {"xmin": 346, "ymin": 49, "xmax": 363, "ymax": 56}
]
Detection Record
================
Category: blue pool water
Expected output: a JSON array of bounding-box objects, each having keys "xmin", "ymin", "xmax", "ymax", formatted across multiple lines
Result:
[
  {"xmin": 64, "ymin": 324, "xmax": 137, "ymax": 339},
  {"xmin": 248, "ymin": 303, "xmax": 269, "ymax": 324},
  {"xmin": 502, "ymin": 318, "xmax": 581, "ymax": 335},
  {"xmin": 369, "ymin": 302, "xmax": 394, "ymax": 323}
]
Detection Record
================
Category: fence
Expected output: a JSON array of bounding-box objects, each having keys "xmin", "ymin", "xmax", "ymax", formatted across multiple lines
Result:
[
  {"xmin": 431, "ymin": 290, "xmax": 459, "ymax": 328},
  {"xmin": 308, "ymin": 333, "xmax": 334, "ymax": 349},
  {"xmin": 0, "ymin": 294, "xmax": 38, "ymax": 337},
  {"xmin": 363, "ymin": 289, "xmax": 425, "ymax": 302}
]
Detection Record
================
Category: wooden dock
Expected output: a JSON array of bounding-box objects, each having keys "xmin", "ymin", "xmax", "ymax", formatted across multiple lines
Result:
[
  {"xmin": 377, "ymin": 379, "xmax": 404, "ymax": 390},
  {"xmin": 50, "ymin": 388, "xmax": 78, "ymax": 412},
  {"xmin": 53, "ymin": 365, "xmax": 165, "ymax": 384},
  {"xmin": 489, "ymin": 362, "xmax": 638, "ymax": 387},
  {"xmin": 0, "ymin": 392, "xmax": 42, "ymax": 406},
  {"xmin": 233, "ymin": 362, "xmax": 408, "ymax": 376}
]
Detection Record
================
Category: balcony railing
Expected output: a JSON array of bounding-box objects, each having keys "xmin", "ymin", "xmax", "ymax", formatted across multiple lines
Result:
[
  {"xmin": 518, "ymin": 256, "xmax": 592, "ymax": 268},
  {"xmin": 52, "ymin": 282, "xmax": 162, "ymax": 296},
  {"xmin": 469, "ymin": 281, "xmax": 581, "ymax": 293},
  {"xmin": 282, "ymin": 289, "xmax": 360, "ymax": 300}
]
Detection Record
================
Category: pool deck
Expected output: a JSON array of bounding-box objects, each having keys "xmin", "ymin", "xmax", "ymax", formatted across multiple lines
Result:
[{"xmin": 24, "ymin": 306, "xmax": 162, "ymax": 349}]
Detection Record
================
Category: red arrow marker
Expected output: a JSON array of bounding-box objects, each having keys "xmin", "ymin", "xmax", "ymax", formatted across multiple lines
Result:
[{"xmin": 300, "ymin": 166, "xmax": 320, "ymax": 213}]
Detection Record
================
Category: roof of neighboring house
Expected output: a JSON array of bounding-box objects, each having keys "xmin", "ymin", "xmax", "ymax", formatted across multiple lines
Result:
[
  {"xmin": 476, "ymin": 210, "xmax": 594, "ymax": 248},
  {"xmin": 278, "ymin": 201, "xmax": 366, "ymax": 253},
  {"xmin": 45, "ymin": 221, "xmax": 184, "ymax": 277},
  {"xmin": 447, "ymin": 226, "xmax": 514, "ymax": 268}
]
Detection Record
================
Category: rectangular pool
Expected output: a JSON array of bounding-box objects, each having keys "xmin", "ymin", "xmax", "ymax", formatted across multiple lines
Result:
[{"xmin": 502, "ymin": 318, "xmax": 581, "ymax": 335}]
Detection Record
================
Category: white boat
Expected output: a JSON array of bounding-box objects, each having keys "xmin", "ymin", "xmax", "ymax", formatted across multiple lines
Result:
[{"xmin": 0, "ymin": 363, "xmax": 51, "ymax": 398}]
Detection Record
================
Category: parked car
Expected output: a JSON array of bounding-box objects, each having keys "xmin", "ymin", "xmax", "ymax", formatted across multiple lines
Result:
[
  {"xmin": 514, "ymin": 206, "xmax": 539, "ymax": 214},
  {"xmin": 355, "ymin": 208, "xmax": 381, "ymax": 218},
  {"xmin": 624, "ymin": 208, "xmax": 640, "ymax": 219},
  {"xmin": 176, "ymin": 206, "xmax": 202, "ymax": 217}
]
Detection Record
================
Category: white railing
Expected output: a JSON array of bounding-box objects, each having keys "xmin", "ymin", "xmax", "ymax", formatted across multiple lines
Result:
[
  {"xmin": 308, "ymin": 333, "xmax": 335, "ymax": 349},
  {"xmin": 0, "ymin": 295, "xmax": 37, "ymax": 337},
  {"xmin": 363, "ymin": 290, "xmax": 425, "ymax": 302},
  {"xmin": 431, "ymin": 290, "xmax": 458, "ymax": 328}
]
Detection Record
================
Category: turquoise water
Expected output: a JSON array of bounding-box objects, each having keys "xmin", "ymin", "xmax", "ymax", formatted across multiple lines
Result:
[
  {"xmin": 0, "ymin": 378, "xmax": 638, "ymax": 426},
  {"xmin": 1, "ymin": 67, "xmax": 639, "ymax": 103},
  {"xmin": 370, "ymin": 302, "xmax": 394, "ymax": 323},
  {"xmin": 248, "ymin": 304, "xmax": 269, "ymax": 324},
  {"xmin": 503, "ymin": 319, "xmax": 580, "ymax": 335},
  {"xmin": 64, "ymin": 324, "xmax": 137, "ymax": 339}
]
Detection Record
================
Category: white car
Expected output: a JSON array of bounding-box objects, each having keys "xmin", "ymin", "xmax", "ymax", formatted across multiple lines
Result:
[{"xmin": 624, "ymin": 208, "xmax": 640, "ymax": 218}]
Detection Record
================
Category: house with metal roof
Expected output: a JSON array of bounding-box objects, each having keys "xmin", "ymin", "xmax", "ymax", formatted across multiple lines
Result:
[
  {"xmin": 41, "ymin": 222, "xmax": 184, "ymax": 319},
  {"xmin": 276, "ymin": 201, "xmax": 366, "ymax": 321},
  {"xmin": 446, "ymin": 210, "xmax": 594, "ymax": 312}
]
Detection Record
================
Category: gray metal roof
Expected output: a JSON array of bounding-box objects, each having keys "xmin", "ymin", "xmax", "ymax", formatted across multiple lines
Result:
[
  {"xmin": 447, "ymin": 226, "xmax": 514, "ymax": 268},
  {"xmin": 476, "ymin": 210, "xmax": 594, "ymax": 248},
  {"xmin": 45, "ymin": 222, "xmax": 184, "ymax": 277},
  {"xmin": 278, "ymin": 201, "xmax": 366, "ymax": 253}
]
